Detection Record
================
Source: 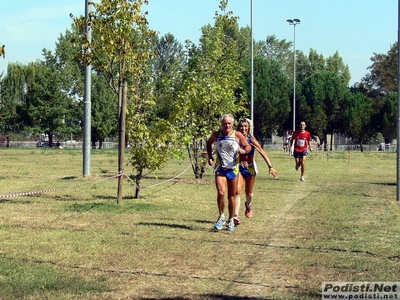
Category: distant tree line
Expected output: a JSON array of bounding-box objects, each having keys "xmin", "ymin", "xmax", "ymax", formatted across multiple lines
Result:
[{"xmin": 0, "ymin": 0, "xmax": 397, "ymax": 185}]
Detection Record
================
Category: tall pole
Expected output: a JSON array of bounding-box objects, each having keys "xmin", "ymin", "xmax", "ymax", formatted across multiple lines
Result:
[
  {"xmin": 293, "ymin": 24, "xmax": 296, "ymax": 132},
  {"xmin": 287, "ymin": 19, "xmax": 300, "ymax": 132},
  {"xmin": 397, "ymin": 0, "xmax": 400, "ymax": 200},
  {"xmin": 250, "ymin": 0, "xmax": 254, "ymax": 128},
  {"xmin": 83, "ymin": 0, "xmax": 92, "ymax": 177}
]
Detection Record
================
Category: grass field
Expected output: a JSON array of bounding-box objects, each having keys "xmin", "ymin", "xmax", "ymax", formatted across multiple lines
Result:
[{"xmin": 0, "ymin": 148, "xmax": 398, "ymax": 299}]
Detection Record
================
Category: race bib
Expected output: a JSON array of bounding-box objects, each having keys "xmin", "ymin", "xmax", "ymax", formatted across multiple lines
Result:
[{"xmin": 296, "ymin": 139, "xmax": 305, "ymax": 147}]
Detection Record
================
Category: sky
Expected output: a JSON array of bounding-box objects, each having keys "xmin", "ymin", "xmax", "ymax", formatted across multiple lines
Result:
[{"xmin": 0, "ymin": 0, "xmax": 398, "ymax": 85}]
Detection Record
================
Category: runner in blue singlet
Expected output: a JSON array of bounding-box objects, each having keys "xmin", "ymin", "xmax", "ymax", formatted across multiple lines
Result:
[{"xmin": 206, "ymin": 114, "xmax": 252, "ymax": 232}]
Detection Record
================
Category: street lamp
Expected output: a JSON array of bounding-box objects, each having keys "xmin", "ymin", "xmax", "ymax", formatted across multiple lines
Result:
[
  {"xmin": 83, "ymin": 0, "xmax": 92, "ymax": 177},
  {"xmin": 287, "ymin": 18, "xmax": 300, "ymax": 132}
]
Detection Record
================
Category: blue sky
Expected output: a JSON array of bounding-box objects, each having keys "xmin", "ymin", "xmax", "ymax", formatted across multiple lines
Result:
[{"xmin": 1, "ymin": 0, "xmax": 397, "ymax": 85}]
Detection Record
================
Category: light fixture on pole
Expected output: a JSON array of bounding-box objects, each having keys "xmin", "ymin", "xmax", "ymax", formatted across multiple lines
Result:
[{"xmin": 287, "ymin": 18, "xmax": 300, "ymax": 132}]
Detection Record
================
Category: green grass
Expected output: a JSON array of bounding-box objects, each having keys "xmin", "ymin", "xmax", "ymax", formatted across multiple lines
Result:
[
  {"xmin": 0, "ymin": 254, "xmax": 106, "ymax": 299},
  {"xmin": 0, "ymin": 148, "xmax": 398, "ymax": 299}
]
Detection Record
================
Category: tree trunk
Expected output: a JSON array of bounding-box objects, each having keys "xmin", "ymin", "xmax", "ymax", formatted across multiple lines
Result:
[
  {"xmin": 48, "ymin": 132, "xmax": 53, "ymax": 148},
  {"xmin": 322, "ymin": 133, "xmax": 327, "ymax": 151},
  {"xmin": 187, "ymin": 144, "xmax": 197, "ymax": 179},
  {"xmin": 134, "ymin": 170, "xmax": 142, "ymax": 199},
  {"xmin": 117, "ymin": 77, "xmax": 127, "ymax": 204}
]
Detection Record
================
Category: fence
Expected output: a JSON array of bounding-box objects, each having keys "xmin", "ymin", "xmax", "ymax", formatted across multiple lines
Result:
[
  {"xmin": 3, "ymin": 140, "xmax": 397, "ymax": 152},
  {"xmin": 5, "ymin": 141, "xmax": 119, "ymax": 149},
  {"xmin": 263, "ymin": 142, "xmax": 396, "ymax": 152}
]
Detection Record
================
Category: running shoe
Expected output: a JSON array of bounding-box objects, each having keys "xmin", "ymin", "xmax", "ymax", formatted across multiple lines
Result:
[
  {"xmin": 300, "ymin": 176, "xmax": 305, "ymax": 181},
  {"xmin": 295, "ymin": 165, "xmax": 299, "ymax": 171},
  {"xmin": 214, "ymin": 215, "xmax": 226, "ymax": 230},
  {"xmin": 245, "ymin": 202, "xmax": 252, "ymax": 218},
  {"xmin": 233, "ymin": 215, "xmax": 241, "ymax": 226},
  {"xmin": 227, "ymin": 219, "xmax": 235, "ymax": 231}
]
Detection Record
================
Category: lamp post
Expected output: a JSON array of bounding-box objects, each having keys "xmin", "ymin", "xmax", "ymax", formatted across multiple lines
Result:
[
  {"xmin": 397, "ymin": 0, "xmax": 400, "ymax": 201},
  {"xmin": 83, "ymin": 0, "xmax": 92, "ymax": 177},
  {"xmin": 287, "ymin": 18, "xmax": 300, "ymax": 132},
  {"xmin": 250, "ymin": 0, "xmax": 254, "ymax": 133}
]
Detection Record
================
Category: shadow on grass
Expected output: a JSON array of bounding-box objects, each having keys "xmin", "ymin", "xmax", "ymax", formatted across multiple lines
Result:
[
  {"xmin": 352, "ymin": 181, "xmax": 396, "ymax": 186},
  {"xmin": 61, "ymin": 176, "xmax": 78, "ymax": 180},
  {"xmin": 369, "ymin": 182, "xmax": 396, "ymax": 186},
  {"xmin": 118, "ymin": 195, "xmax": 137, "ymax": 200},
  {"xmin": 194, "ymin": 219, "xmax": 213, "ymax": 224},
  {"xmin": 138, "ymin": 222, "xmax": 194, "ymax": 230},
  {"xmin": 94, "ymin": 195, "xmax": 117, "ymax": 200}
]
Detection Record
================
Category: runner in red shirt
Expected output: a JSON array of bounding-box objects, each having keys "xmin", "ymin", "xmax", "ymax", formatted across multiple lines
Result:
[{"xmin": 291, "ymin": 121, "xmax": 312, "ymax": 181}]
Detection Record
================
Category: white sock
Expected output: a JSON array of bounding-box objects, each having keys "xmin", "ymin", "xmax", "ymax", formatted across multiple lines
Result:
[{"xmin": 234, "ymin": 195, "xmax": 241, "ymax": 216}]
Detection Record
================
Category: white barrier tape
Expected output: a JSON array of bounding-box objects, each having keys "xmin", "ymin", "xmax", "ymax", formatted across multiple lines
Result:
[
  {"xmin": 0, "ymin": 164, "xmax": 192, "ymax": 198},
  {"xmin": 141, "ymin": 164, "xmax": 191, "ymax": 189},
  {"xmin": 0, "ymin": 174, "xmax": 122, "ymax": 199}
]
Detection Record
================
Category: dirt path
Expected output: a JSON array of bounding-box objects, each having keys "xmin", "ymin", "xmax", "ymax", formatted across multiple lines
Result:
[{"xmin": 228, "ymin": 180, "xmax": 316, "ymax": 299}]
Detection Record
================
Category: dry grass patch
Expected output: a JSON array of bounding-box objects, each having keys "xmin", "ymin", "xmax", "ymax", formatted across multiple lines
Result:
[{"xmin": 0, "ymin": 149, "xmax": 399, "ymax": 299}]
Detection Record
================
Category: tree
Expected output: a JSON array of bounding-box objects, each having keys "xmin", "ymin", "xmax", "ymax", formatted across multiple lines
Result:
[
  {"xmin": 73, "ymin": 0, "xmax": 157, "ymax": 202},
  {"xmin": 73, "ymin": 0, "xmax": 184, "ymax": 199},
  {"xmin": 53, "ymin": 27, "xmax": 121, "ymax": 146},
  {"xmin": 0, "ymin": 63, "xmax": 27, "ymax": 134},
  {"xmin": 362, "ymin": 42, "xmax": 397, "ymax": 98},
  {"xmin": 295, "ymin": 49, "xmax": 325, "ymax": 83},
  {"xmin": 117, "ymin": 33, "xmax": 187, "ymax": 198},
  {"xmin": 173, "ymin": 0, "xmax": 246, "ymax": 178},
  {"xmin": 91, "ymin": 74, "xmax": 118, "ymax": 148},
  {"xmin": 127, "ymin": 117, "xmax": 181, "ymax": 198},
  {"xmin": 257, "ymin": 35, "xmax": 293, "ymax": 77},
  {"xmin": 343, "ymin": 92, "xmax": 374, "ymax": 150},
  {"xmin": 24, "ymin": 60, "xmax": 73, "ymax": 146},
  {"xmin": 242, "ymin": 56, "xmax": 291, "ymax": 141},
  {"xmin": 357, "ymin": 42, "xmax": 398, "ymax": 144},
  {"xmin": 377, "ymin": 93, "xmax": 397, "ymax": 141},
  {"xmin": 126, "ymin": 39, "xmax": 182, "ymax": 198},
  {"xmin": 235, "ymin": 26, "xmax": 252, "ymax": 63},
  {"xmin": 0, "ymin": 58, "xmax": 78, "ymax": 142},
  {"xmin": 151, "ymin": 33, "xmax": 185, "ymax": 120},
  {"xmin": 42, "ymin": 43, "xmax": 83, "ymax": 142},
  {"xmin": 55, "ymin": 26, "xmax": 85, "ymax": 97},
  {"xmin": 299, "ymin": 70, "xmax": 348, "ymax": 147},
  {"xmin": 326, "ymin": 51, "xmax": 351, "ymax": 86}
]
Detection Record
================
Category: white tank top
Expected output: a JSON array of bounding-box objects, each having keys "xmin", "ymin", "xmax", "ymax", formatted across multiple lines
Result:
[{"xmin": 216, "ymin": 130, "xmax": 240, "ymax": 169}]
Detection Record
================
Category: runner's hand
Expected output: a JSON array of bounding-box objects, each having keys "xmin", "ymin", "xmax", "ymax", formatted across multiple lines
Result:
[{"xmin": 269, "ymin": 167, "xmax": 279, "ymax": 179}]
